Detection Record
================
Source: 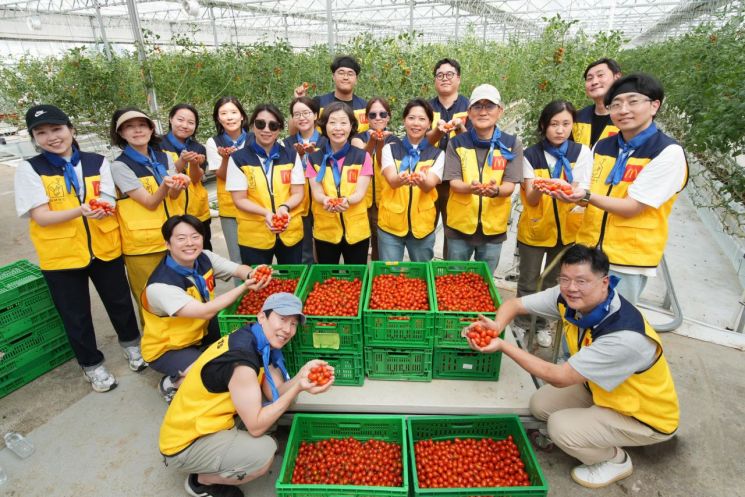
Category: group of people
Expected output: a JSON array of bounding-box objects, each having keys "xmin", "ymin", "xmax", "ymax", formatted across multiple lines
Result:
[{"xmin": 13, "ymin": 53, "xmax": 686, "ymax": 495}]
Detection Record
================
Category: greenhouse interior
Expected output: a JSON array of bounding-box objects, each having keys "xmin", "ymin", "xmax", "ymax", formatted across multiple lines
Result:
[{"xmin": 0, "ymin": 1, "xmax": 744, "ymax": 496}]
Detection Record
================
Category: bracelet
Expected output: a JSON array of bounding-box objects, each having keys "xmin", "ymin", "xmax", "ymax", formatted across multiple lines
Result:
[
  {"xmin": 278, "ymin": 203, "xmax": 290, "ymax": 211},
  {"xmin": 494, "ymin": 186, "xmax": 500, "ymax": 198}
]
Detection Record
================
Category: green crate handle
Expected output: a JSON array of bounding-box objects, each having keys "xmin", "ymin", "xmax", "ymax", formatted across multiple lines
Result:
[
  {"xmin": 6, "ymin": 330, "xmax": 33, "ymax": 346},
  {"xmin": 386, "ymin": 315, "xmax": 411, "ymax": 322},
  {"xmin": 336, "ymin": 422, "xmax": 363, "ymax": 429},
  {"xmin": 457, "ymin": 317, "xmax": 479, "ymax": 323},
  {"xmin": 314, "ymin": 322, "xmax": 340, "ymax": 329}
]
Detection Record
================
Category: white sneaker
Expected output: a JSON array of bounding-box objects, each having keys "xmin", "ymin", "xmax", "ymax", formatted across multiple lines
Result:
[
  {"xmin": 536, "ymin": 329, "xmax": 553, "ymax": 348},
  {"xmin": 123, "ymin": 346, "xmax": 148, "ymax": 372},
  {"xmin": 83, "ymin": 365, "xmax": 118, "ymax": 393},
  {"xmin": 571, "ymin": 450, "xmax": 633, "ymax": 488}
]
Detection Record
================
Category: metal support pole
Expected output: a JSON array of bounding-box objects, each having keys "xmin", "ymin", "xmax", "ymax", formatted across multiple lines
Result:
[
  {"xmin": 125, "ymin": 0, "xmax": 160, "ymax": 130},
  {"xmin": 283, "ymin": 14, "xmax": 289, "ymax": 41},
  {"xmin": 209, "ymin": 6, "xmax": 219, "ymax": 49},
  {"xmin": 93, "ymin": 0, "xmax": 112, "ymax": 61},
  {"xmin": 454, "ymin": 4, "xmax": 459, "ymax": 40},
  {"xmin": 88, "ymin": 16, "xmax": 100, "ymax": 53},
  {"xmin": 409, "ymin": 0, "xmax": 414, "ymax": 37},
  {"xmin": 608, "ymin": 0, "xmax": 616, "ymax": 31},
  {"xmin": 326, "ymin": 0, "xmax": 334, "ymax": 54},
  {"xmin": 482, "ymin": 18, "xmax": 487, "ymax": 42}
]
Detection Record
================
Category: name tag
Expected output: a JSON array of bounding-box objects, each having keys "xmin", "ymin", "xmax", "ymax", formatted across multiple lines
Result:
[{"xmin": 347, "ymin": 169, "xmax": 359, "ymax": 183}]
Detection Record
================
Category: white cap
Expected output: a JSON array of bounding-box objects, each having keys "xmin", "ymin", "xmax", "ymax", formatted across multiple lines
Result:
[
  {"xmin": 469, "ymin": 84, "xmax": 503, "ymax": 108},
  {"xmin": 115, "ymin": 110, "xmax": 156, "ymax": 132}
]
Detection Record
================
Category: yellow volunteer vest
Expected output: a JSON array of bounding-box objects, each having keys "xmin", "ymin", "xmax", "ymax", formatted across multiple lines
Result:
[
  {"xmin": 571, "ymin": 105, "xmax": 619, "ymax": 148},
  {"xmin": 361, "ymin": 133, "xmax": 400, "ymax": 209},
  {"xmin": 162, "ymin": 149, "xmax": 211, "ymax": 222},
  {"xmin": 283, "ymin": 134, "xmax": 327, "ymax": 217},
  {"xmin": 212, "ymin": 135, "xmax": 243, "ymax": 218}
]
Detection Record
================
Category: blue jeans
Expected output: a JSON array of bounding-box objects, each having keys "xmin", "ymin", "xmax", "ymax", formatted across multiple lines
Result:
[
  {"xmin": 610, "ymin": 270, "xmax": 648, "ymax": 305},
  {"xmin": 377, "ymin": 228, "xmax": 435, "ymax": 262},
  {"xmin": 446, "ymin": 238, "xmax": 502, "ymax": 275}
]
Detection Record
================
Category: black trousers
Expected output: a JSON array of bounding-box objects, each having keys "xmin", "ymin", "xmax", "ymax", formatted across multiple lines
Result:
[
  {"xmin": 202, "ymin": 218, "xmax": 213, "ymax": 252},
  {"xmin": 239, "ymin": 238, "xmax": 303, "ymax": 266},
  {"xmin": 42, "ymin": 256, "xmax": 140, "ymax": 368},
  {"xmin": 315, "ymin": 238, "xmax": 370, "ymax": 265}
]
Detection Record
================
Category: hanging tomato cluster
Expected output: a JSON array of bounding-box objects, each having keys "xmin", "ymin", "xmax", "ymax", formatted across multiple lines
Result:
[
  {"xmin": 369, "ymin": 274, "xmax": 429, "ymax": 310},
  {"xmin": 414, "ymin": 436, "xmax": 530, "ymax": 488},
  {"xmin": 435, "ymin": 272, "xmax": 496, "ymax": 312},
  {"xmin": 303, "ymin": 278, "xmax": 363, "ymax": 316},
  {"xmin": 291, "ymin": 437, "xmax": 403, "ymax": 486},
  {"xmin": 235, "ymin": 278, "xmax": 299, "ymax": 315}
]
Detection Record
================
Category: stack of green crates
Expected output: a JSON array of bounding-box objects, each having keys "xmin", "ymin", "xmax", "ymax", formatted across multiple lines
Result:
[
  {"xmin": 0, "ymin": 260, "xmax": 74, "ymax": 399},
  {"xmin": 292, "ymin": 265, "xmax": 368, "ymax": 386},
  {"xmin": 429, "ymin": 261, "xmax": 504, "ymax": 381},
  {"xmin": 363, "ymin": 262, "xmax": 435, "ymax": 382}
]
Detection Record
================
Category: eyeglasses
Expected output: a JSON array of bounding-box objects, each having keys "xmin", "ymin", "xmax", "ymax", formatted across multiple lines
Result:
[
  {"xmin": 607, "ymin": 98, "xmax": 652, "ymax": 113},
  {"xmin": 292, "ymin": 110, "xmax": 314, "ymax": 119},
  {"xmin": 368, "ymin": 111, "xmax": 389, "ymax": 119},
  {"xmin": 254, "ymin": 119, "xmax": 281, "ymax": 132},
  {"xmin": 435, "ymin": 71, "xmax": 457, "ymax": 81},
  {"xmin": 557, "ymin": 276, "xmax": 602, "ymax": 290},
  {"xmin": 470, "ymin": 102, "xmax": 498, "ymax": 112},
  {"xmin": 335, "ymin": 70, "xmax": 357, "ymax": 78}
]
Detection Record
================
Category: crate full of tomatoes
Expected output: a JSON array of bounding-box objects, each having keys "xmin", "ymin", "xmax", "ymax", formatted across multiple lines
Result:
[
  {"xmin": 217, "ymin": 265, "xmax": 308, "ymax": 336},
  {"xmin": 295, "ymin": 265, "xmax": 368, "ymax": 354},
  {"xmin": 276, "ymin": 414, "xmax": 409, "ymax": 497},
  {"xmin": 407, "ymin": 415, "xmax": 548, "ymax": 497}
]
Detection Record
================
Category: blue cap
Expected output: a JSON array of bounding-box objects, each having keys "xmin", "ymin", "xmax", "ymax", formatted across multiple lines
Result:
[{"xmin": 261, "ymin": 292, "xmax": 306, "ymax": 324}]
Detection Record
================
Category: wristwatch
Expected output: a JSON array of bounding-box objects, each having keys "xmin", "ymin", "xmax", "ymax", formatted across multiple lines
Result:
[{"xmin": 580, "ymin": 190, "xmax": 591, "ymax": 206}]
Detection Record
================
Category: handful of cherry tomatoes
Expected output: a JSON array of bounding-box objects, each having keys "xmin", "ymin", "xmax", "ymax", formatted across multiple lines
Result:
[
  {"xmin": 271, "ymin": 212, "xmax": 289, "ymax": 231},
  {"xmin": 253, "ymin": 265, "xmax": 273, "ymax": 283},
  {"xmin": 532, "ymin": 177, "xmax": 573, "ymax": 195},
  {"xmin": 88, "ymin": 198, "xmax": 115, "ymax": 215},
  {"xmin": 327, "ymin": 197, "xmax": 344, "ymax": 208},
  {"xmin": 307, "ymin": 364, "xmax": 333, "ymax": 386},
  {"xmin": 464, "ymin": 322, "xmax": 499, "ymax": 348}
]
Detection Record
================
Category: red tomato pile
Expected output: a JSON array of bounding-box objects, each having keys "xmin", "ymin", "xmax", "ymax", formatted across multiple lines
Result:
[
  {"xmin": 271, "ymin": 213, "xmax": 289, "ymax": 231},
  {"xmin": 303, "ymin": 278, "xmax": 363, "ymax": 316},
  {"xmin": 414, "ymin": 435, "xmax": 530, "ymax": 488},
  {"xmin": 466, "ymin": 323, "xmax": 499, "ymax": 347},
  {"xmin": 370, "ymin": 130, "xmax": 385, "ymax": 141},
  {"xmin": 369, "ymin": 274, "xmax": 429, "ymax": 310},
  {"xmin": 88, "ymin": 198, "xmax": 115, "ymax": 214},
  {"xmin": 435, "ymin": 272, "xmax": 496, "ymax": 312},
  {"xmin": 308, "ymin": 365, "xmax": 333, "ymax": 385},
  {"xmin": 253, "ymin": 265, "xmax": 273, "ymax": 283},
  {"xmin": 291, "ymin": 437, "xmax": 403, "ymax": 486},
  {"xmin": 235, "ymin": 278, "xmax": 299, "ymax": 315},
  {"xmin": 533, "ymin": 177, "xmax": 573, "ymax": 195},
  {"xmin": 327, "ymin": 197, "xmax": 344, "ymax": 208}
]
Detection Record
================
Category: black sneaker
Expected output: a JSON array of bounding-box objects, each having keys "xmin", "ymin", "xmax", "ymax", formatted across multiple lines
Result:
[{"xmin": 185, "ymin": 474, "xmax": 244, "ymax": 497}]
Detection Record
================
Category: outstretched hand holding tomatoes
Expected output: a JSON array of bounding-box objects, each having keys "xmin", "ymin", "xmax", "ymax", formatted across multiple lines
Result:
[
  {"xmin": 243, "ymin": 266, "xmax": 271, "ymax": 291},
  {"xmin": 462, "ymin": 314, "xmax": 503, "ymax": 353},
  {"xmin": 297, "ymin": 359, "xmax": 335, "ymax": 393}
]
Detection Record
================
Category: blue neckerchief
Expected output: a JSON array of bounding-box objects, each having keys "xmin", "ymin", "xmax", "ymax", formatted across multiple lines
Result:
[
  {"xmin": 251, "ymin": 140, "xmax": 281, "ymax": 176},
  {"xmin": 164, "ymin": 254, "xmax": 210, "ymax": 302},
  {"xmin": 297, "ymin": 130, "xmax": 320, "ymax": 146},
  {"xmin": 563, "ymin": 276, "xmax": 621, "ymax": 329},
  {"xmin": 165, "ymin": 131, "xmax": 191, "ymax": 154},
  {"xmin": 250, "ymin": 323, "xmax": 290, "ymax": 404},
  {"xmin": 316, "ymin": 142, "xmax": 351, "ymax": 187},
  {"xmin": 400, "ymin": 137, "xmax": 426, "ymax": 174},
  {"xmin": 543, "ymin": 139, "xmax": 573, "ymax": 183},
  {"xmin": 606, "ymin": 123, "xmax": 658, "ymax": 186},
  {"xmin": 222, "ymin": 130, "xmax": 247, "ymax": 149},
  {"xmin": 469, "ymin": 127, "xmax": 516, "ymax": 171},
  {"xmin": 123, "ymin": 145, "xmax": 168, "ymax": 185},
  {"xmin": 42, "ymin": 147, "xmax": 81, "ymax": 194}
]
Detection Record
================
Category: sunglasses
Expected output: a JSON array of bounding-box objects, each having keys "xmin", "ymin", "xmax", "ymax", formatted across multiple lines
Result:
[
  {"xmin": 368, "ymin": 111, "xmax": 389, "ymax": 119},
  {"xmin": 254, "ymin": 119, "xmax": 281, "ymax": 132}
]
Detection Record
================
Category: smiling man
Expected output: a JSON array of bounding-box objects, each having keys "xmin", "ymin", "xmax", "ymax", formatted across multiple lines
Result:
[
  {"xmin": 465, "ymin": 244, "xmax": 679, "ymax": 489},
  {"xmin": 572, "ymin": 58, "xmax": 622, "ymax": 147}
]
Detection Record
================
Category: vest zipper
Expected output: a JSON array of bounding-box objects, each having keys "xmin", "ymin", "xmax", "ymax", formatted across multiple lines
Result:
[
  {"xmin": 596, "ymin": 184, "xmax": 614, "ymax": 250},
  {"xmin": 76, "ymin": 177, "xmax": 95, "ymax": 262},
  {"xmin": 336, "ymin": 182, "xmax": 347, "ymax": 239},
  {"xmin": 262, "ymin": 164, "xmax": 278, "ymax": 240},
  {"xmin": 551, "ymin": 197, "xmax": 562, "ymax": 246},
  {"xmin": 476, "ymin": 158, "xmax": 484, "ymax": 230}
]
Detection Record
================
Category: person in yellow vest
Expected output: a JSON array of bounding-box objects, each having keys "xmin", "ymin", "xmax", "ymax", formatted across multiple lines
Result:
[
  {"xmin": 351, "ymin": 97, "xmax": 401, "ymax": 261},
  {"xmin": 109, "ymin": 108, "xmax": 190, "ymax": 320},
  {"xmin": 515, "ymin": 100, "xmax": 593, "ymax": 346},
  {"xmin": 378, "ymin": 98, "xmax": 444, "ymax": 261},
  {"xmin": 571, "ymin": 58, "xmax": 622, "ymax": 148},
  {"xmin": 160, "ymin": 103, "xmax": 212, "ymax": 249},
  {"xmin": 558, "ymin": 74, "xmax": 688, "ymax": 304},
  {"xmin": 306, "ymin": 102, "xmax": 373, "ymax": 264},
  {"xmin": 443, "ymin": 84, "xmax": 523, "ymax": 274},
  {"xmin": 159, "ymin": 292, "xmax": 333, "ymax": 497},
  {"xmin": 227, "ymin": 103, "xmax": 305, "ymax": 265},
  {"xmin": 465, "ymin": 245, "xmax": 679, "ymax": 488},
  {"xmin": 205, "ymin": 97, "xmax": 251, "ymax": 268},
  {"xmin": 141, "ymin": 215, "xmax": 267, "ymax": 403},
  {"xmin": 14, "ymin": 104, "xmax": 145, "ymax": 393}
]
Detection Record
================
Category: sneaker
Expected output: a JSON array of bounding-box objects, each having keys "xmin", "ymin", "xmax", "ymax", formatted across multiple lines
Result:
[
  {"xmin": 571, "ymin": 450, "xmax": 633, "ymax": 488},
  {"xmin": 158, "ymin": 375, "xmax": 177, "ymax": 404},
  {"xmin": 536, "ymin": 329, "xmax": 553, "ymax": 348},
  {"xmin": 185, "ymin": 473, "xmax": 244, "ymax": 497},
  {"xmin": 82, "ymin": 365, "xmax": 117, "ymax": 393},
  {"xmin": 123, "ymin": 345, "xmax": 148, "ymax": 372}
]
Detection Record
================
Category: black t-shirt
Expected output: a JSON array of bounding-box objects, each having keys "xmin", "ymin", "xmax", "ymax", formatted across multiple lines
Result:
[
  {"xmin": 590, "ymin": 112, "xmax": 614, "ymax": 147},
  {"xmin": 201, "ymin": 329, "xmax": 263, "ymax": 393}
]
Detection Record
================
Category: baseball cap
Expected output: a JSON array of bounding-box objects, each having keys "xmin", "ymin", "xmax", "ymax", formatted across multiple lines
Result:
[
  {"xmin": 25, "ymin": 105, "xmax": 71, "ymax": 132},
  {"xmin": 115, "ymin": 110, "xmax": 156, "ymax": 132},
  {"xmin": 469, "ymin": 84, "xmax": 503, "ymax": 108},
  {"xmin": 261, "ymin": 292, "xmax": 306, "ymax": 324}
]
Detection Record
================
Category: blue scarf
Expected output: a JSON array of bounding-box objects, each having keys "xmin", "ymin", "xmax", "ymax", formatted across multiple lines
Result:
[
  {"xmin": 469, "ymin": 127, "xmax": 516, "ymax": 170},
  {"xmin": 221, "ymin": 130, "xmax": 247, "ymax": 149},
  {"xmin": 315, "ymin": 142, "xmax": 351, "ymax": 187},
  {"xmin": 543, "ymin": 139, "xmax": 573, "ymax": 184},
  {"xmin": 250, "ymin": 323, "xmax": 290, "ymax": 404},
  {"xmin": 123, "ymin": 145, "xmax": 168, "ymax": 185},
  {"xmin": 562, "ymin": 275, "xmax": 621, "ymax": 329},
  {"xmin": 164, "ymin": 254, "xmax": 210, "ymax": 302},
  {"xmin": 606, "ymin": 123, "xmax": 658, "ymax": 186},
  {"xmin": 297, "ymin": 130, "xmax": 320, "ymax": 147},
  {"xmin": 400, "ymin": 137, "xmax": 426, "ymax": 174},
  {"xmin": 42, "ymin": 147, "xmax": 81, "ymax": 194},
  {"xmin": 251, "ymin": 140, "xmax": 281, "ymax": 176},
  {"xmin": 165, "ymin": 131, "xmax": 191, "ymax": 154}
]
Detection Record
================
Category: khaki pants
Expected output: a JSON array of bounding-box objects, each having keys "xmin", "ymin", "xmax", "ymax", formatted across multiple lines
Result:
[
  {"xmin": 529, "ymin": 383, "xmax": 675, "ymax": 465},
  {"xmin": 124, "ymin": 252, "xmax": 166, "ymax": 323}
]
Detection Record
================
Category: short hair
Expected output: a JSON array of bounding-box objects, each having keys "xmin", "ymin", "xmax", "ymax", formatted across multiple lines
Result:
[
  {"xmin": 560, "ymin": 244, "xmax": 610, "ymax": 276},
  {"xmin": 290, "ymin": 96, "xmax": 319, "ymax": 117},
  {"xmin": 212, "ymin": 96, "xmax": 249, "ymax": 136},
  {"xmin": 162, "ymin": 214, "xmax": 206, "ymax": 241},
  {"xmin": 604, "ymin": 73, "xmax": 665, "ymax": 108},
  {"xmin": 538, "ymin": 100, "xmax": 577, "ymax": 137},
  {"xmin": 433, "ymin": 58, "xmax": 461, "ymax": 77},
  {"xmin": 110, "ymin": 107, "xmax": 161, "ymax": 149},
  {"xmin": 330, "ymin": 55, "xmax": 361, "ymax": 76},
  {"xmin": 30, "ymin": 122, "xmax": 81, "ymax": 152},
  {"xmin": 168, "ymin": 103, "xmax": 200, "ymax": 136},
  {"xmin": 402, "ymin": 98, "xmax": 434, "ymax": 124},
  {"xmin": 248, "ymin": 103, "xmax": 285, "ymax": 130},
  {"xmin": 317, "ymin": 101, "xmax": 358, "ymax": 141},
  {"xmin": 365, "ymin": 97, "xmax": 391, "ymax": 116},
  {"xmin": 583, "ymin": 58, "xmax": 622, "ymax": 79}
]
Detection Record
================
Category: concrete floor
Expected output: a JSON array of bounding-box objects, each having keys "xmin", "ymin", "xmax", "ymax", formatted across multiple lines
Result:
[{"xmin": 1, "ymin": 162, "xmax": 744, "ymax": 497}]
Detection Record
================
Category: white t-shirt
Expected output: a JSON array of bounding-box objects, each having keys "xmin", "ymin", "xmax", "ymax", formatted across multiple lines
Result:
[
  {"xmin": 380, "ymin": 143, "xmax": 445, "ymax": 179},
  {"xmin": 522, "ymin": 145, "xmax": 593, "ymax": 189},
  {"xmin": 225, "ymin": 155, "xmax": 305, "ymax": 194}
]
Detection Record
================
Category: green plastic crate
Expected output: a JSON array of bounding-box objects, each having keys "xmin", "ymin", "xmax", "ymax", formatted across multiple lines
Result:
[
  {"xmin": 295, "ymin": 264, "xmax": 368, "ymax": 353},
  {"xmin": 0, "ymin": 260, "xmax": 47, "ymax": 309},
  {"xmin": 363, "ymin": 262, "xmax": 435, "ymax": 348},
  {"xmin": 0, "ymin": 287, "xmax": 58, "ymax": 342},
  {"xmin": 407, "ymin": 415, "xmax": 549, "ymax": 497},
  {"xmin": 0, "ymin": 329, "xmax": 70, "ymax": 377},
  {"xmin": 276, "ymin": 414, "xmax": 409, "ymax": 497},
  {"xmin": 217, "ymin": 265, "xmax": 308, "ymax": 336},
  {"xmin": 0, "ymin": 313, "xmax": 69, "ymax": 371},
  {"xmin": 290, "ymin": 349, "xmax": 365, "ymax": 386},
  {"xmin": 365, "ymin": 346, "xmax": 433, "ymax": 382},
  {"xmin": 430, "ymin": 261, "xmax": 503, "ymax": 349},
  {"xmin": 433, "ymin": 338, "xmax": 504, "ymax": 381},
  {"xmin": 0, "ymin": 340, "xmax": 75, "ymax": 399}
]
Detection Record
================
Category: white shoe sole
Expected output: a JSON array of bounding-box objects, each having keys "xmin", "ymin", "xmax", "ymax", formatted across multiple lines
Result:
[
  {"xmin": 571, "ymin": 465, "xmax": 633, "ymax": 488},
  {"xmin": 124, "ymin": 351, "xmax": 148, "ymax": 372}
]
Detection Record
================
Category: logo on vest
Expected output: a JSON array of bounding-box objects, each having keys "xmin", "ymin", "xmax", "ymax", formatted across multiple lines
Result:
[
  {"xmin": 206, "ymin": 273, "xmax": 215, "ymax": 292},
  {"xmin": 356, "ymin": 110, "xmax": 368, "ymax": 124},
  {"xmin": 281, "ymin": 169, "xmax": 291, "ymax": 184},
  {"xmin": 491, "ymin": 156, "xmax": 507, "ymax": 170},
  {"xmin": 622, "ymin": 164, "xmax": 643, "ymax": 182},
  {"xmin": 91, "ymin": 180, "xmax": 101, "ymax": 197},
  {"xmin": 347, "ymin": 169, "xmax": 358, "ymax": 183},
  {"xmin": 48, "ymin": 178, "xmax": 65, "ymax": 201},
  {"xmin": 247, "ymin": 171, "xmax": 257, "ymax": 190}
]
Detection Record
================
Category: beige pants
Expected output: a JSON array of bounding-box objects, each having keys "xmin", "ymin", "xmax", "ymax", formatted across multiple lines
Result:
[
  {"xmin": 123, "ymin": 252, "xmax": 166, "ymax": 322},
  {"xmin": 529, "ymin": 383, "xmax": 675, "ymax": 465}
]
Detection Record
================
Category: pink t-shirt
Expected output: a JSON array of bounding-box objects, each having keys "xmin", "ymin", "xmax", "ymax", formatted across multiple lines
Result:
[{"xmin": 305, "ymin": 152, "xmax": 374, "ymax": 179}]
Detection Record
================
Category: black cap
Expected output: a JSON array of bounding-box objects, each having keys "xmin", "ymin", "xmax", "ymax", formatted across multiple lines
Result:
[{"xmin": 26, "ymin": 105, "xmax": 71, "ymax": 132}]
